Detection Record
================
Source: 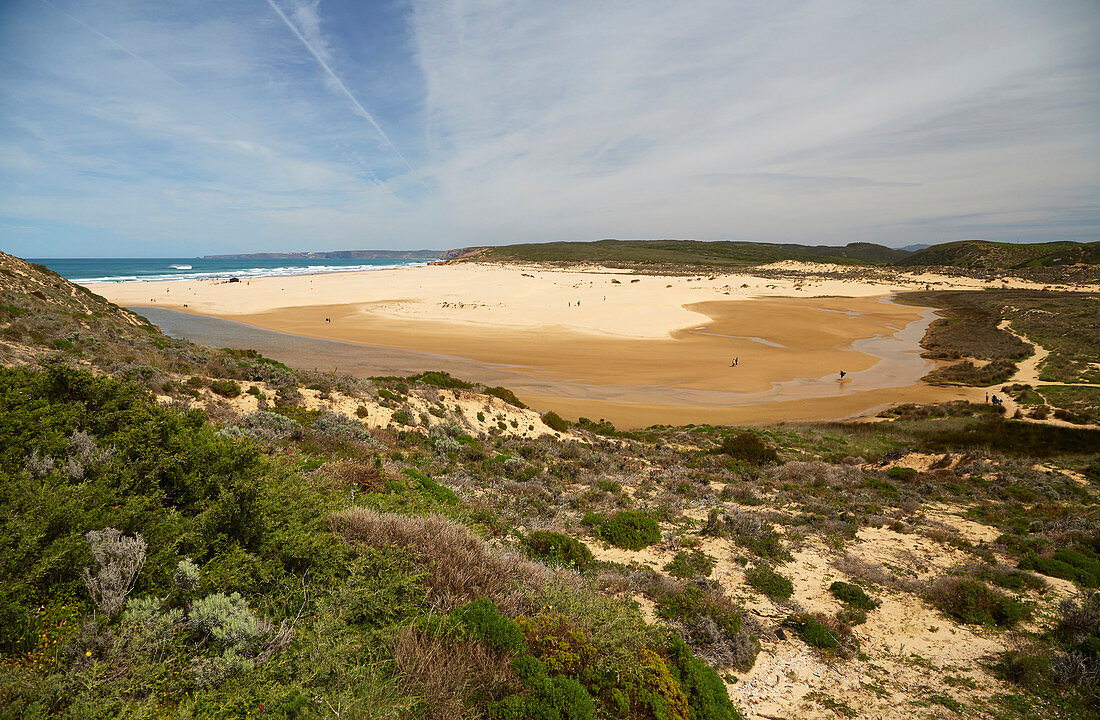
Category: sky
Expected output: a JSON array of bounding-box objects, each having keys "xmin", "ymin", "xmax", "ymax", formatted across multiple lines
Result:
[{"xmin": 0, "ymin": 0, "xmax": 1098, "ymax": 257}]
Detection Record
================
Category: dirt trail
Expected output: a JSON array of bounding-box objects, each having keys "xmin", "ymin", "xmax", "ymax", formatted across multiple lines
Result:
[
  {"xmin": 999, "ymin": 320, "xmax": 1100, "ymax": 388},
  {"xmin": 980, "ymin": 321, "xmax": 1100, "ymax": 429}
]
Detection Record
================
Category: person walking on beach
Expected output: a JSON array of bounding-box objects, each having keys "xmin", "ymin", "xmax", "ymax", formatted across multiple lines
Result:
[{"xmin": 839, "ymin": 370, "xmax": 846, "ymax": 379}]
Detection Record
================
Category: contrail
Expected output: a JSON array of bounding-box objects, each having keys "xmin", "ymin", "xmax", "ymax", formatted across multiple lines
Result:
[
  {"xmin": 38, "ymin": 0, "xmax": 184, "ymax": 87},
  {"xmin": 264, "ymin": 0, "xmax": 414, "ymax": 172}
]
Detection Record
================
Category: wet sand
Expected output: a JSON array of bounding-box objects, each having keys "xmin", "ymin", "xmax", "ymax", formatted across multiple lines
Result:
[{"xmin": 132, "ymin": 293, "xmax": 968, "ymax": 428}]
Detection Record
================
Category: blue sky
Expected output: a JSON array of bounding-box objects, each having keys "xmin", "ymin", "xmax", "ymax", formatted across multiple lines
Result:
[{"xmin": 1, "ymin": 0, "xmax": 1098, "ymax": 257}]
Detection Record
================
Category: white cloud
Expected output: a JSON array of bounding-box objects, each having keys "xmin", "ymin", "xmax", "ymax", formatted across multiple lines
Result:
[
  {"xmin": 410, "ymin": 0, "xmax": 1100, "ymax": 245},
  {"xmin": 1, "ymin": 0, "xmax": 1097, "ymax": 255}
]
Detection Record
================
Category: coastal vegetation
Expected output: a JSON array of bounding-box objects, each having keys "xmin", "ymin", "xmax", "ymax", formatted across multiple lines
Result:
[
  {"xmin": 448, "ymin": 238, "xmax": 1100, "ymax": 272},
  {"xmin": 897, "ymin": 289, "xmax": 1100, "ymax": 415},
  {"xmin": 2, "ymin": 250, "xmax": 1099, "ymax": 718}
]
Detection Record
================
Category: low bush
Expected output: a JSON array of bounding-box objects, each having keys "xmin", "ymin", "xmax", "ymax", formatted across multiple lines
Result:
[
  {"xmin": 886, "ymin": 466, "xmax": 918, "ymax": 482},
  {"xmin": 331, "ymin": 510, "xmax": 548, "ymax": 615},
  {"xmin": 402, "ymin": 468, "xmax": 460, "ymax": 506},
  {"xmin": 926, "ymin": 359, "xmax": 1018, "ymax": 386},
  {"xmin": 998, "ymin": 648, "xmax": 1051, "ymax": 688},
  {"xmin": 542, "ymin": 412, "xmax": 570, "ymax": 432},
  {"xmin": 484, "ymin": 386, "xmax": 528, "ymax": 409},
  {"xmin": 451, "ymin": 598, "xmax": 528, "ymax": 654},
  {"xmin": 1019, "ymin": 550, "xmax": 1100, "ymax": 588},
  {"xmin": 522, "ymin": 531, "xmax": 594, "ymax": 569},
  {"xmin": 929, "ymin": 577, "xmax": 1027, "ymax": 627},
  {"xmin": 665, "ymin": 551, "xmax": 717, "ymax": 579},
  {"xmin": 411, "ymin": 371, "xmax": 475, "ymax": 389},
  {"xmin": 829, "ymin": 581, "xmax": 876, "ymax": 610},
  {"xmin": 745, "ymin": 564, "xmax": 793, "ymax": 601},
  {"xmin": 664, "ymin": 635, "xmax": 740, "ymax": 720},
  {"xmin": 654, "ymin": 586, "xmax": 742, "ymax": 636},
  {"xmin": 491, "ymin": 655, "xmax": 597, "ymax": 720},
  {"xmin": 580, "ymin": 512, "xmax": 604, "ymax": 528},
  {"xmin": 313, "ymin": 412, "xmax": 374, "ymax": 445},
  {"xmin": 719, "ymin": 432, "xmax": 779, "ymax": 465},
  {"xmin": 784, "ymin": 613, "xmax": 858, "ymax": 658},
  {"xmin": 221, "ymin": 412, "xmax": 300, "ymax": 447},
  {"xmin": 601, "ymin": 511, "xmax": 660, "ymax": 550},
  {"xmin": 209, "ymin": 378, "xmax": 241, "ymax": 398},
  {"xmin": 576, "ymin": 417, "xmax": 619, "ymax": 437}
]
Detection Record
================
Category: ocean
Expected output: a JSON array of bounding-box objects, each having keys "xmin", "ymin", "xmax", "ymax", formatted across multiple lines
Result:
[{"xmin": 31, "ymin": 257, "xmax": 428, "ymax": 284}]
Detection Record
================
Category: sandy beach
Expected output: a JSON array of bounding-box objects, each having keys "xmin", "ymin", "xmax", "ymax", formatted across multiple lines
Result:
[{"xmin": 91, "ymin": 262, "xmax": 1065, "ymax": 427}]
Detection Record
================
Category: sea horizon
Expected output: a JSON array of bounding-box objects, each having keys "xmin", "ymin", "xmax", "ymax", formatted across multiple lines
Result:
[{"xmin": 31, "ymin": 256, "xmax": 429, "ymax": 284}]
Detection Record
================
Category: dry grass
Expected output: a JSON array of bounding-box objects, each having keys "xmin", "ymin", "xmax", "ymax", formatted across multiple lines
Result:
[
  {"xmin": 389, "ymin": 625, "xmax": 519, "ymax": 720},
  {"xmin": 325, "ymin": 461, "xmax": 386, "ymax": 490},
  {"xmin": 832, "ymin": 553, "xmax": 923, "ymax": 594},
  {"xmin": 330, "ymin": 509, "xmax": 551, "ymax": 615},
  {"xmin": 768, "ymin": 460, "xmax": 864, "ymax": 488}
]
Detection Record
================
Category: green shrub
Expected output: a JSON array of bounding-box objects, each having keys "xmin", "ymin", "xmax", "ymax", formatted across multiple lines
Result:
[
  {"xmin": 450, "ymin": 598, "xmax": 527, "ymax": 654},
  {"xmin": 745, "ymin": 564, "xmax": 793, "ymax": 601},
  {"xmin": 664, "ymin": 551, "xmax": 716, "ymax": 579},
  {"xmin": 614, "ymin": 649, "xmax": 691, "ymax": 720},
  {"xmin": 522, "ymin": 531, "xmax": 594, "ymax": 569},
  {"xmin": 864, "ymin": 477, "xmax": 899, "ymax": 498},
  {"xmin": 736, "ymin": 532, "xmax": 792, "ymax": 563},
  {"xmin": 886, "ymin": 466, "xmax": 918, "ymax": 482},
  {"xmin": 785, "ymin": 613, "xmax": 840, "ymax": 650},
  {"xmin": 580, "ymin": 512, "xmax": 604, "ymax": 528},
  {"xmin": 665, "ymin": 635, "xmax": 741, "ymax": 720},
  {"xmin": 655, "ymin": 587, "xmax": 742, "ymax": 635},
  {"xmin": 1019, "ymin": 549, "xmax": 1100, "ymax": 587},
  {"xmin": 542, "ymin": 411, "xmax": 570, "ymax": 432},
  {"xmin": 719, "ymin": 432, "xmax": 779, "ymax": 465},
  {"xmin": 1053, "ymin": 549, "xmax": 1100, "ymax": 587},
  {"xmin": 998, "ymin": 648, "xmax": 1051, "ymax": 689},
  {"xmin": 210, "ymin": 379, "xmax": 241, "ymax": 398},
  {"xmin": 485, "ymin": 386, "xmax": 528, "ymax": 409},
  {"xmin": 989, "ymin": 569, "xmax": 1044, "ymax": 592},
  {"xmin": 390, "ymin": 410, "xmax": 412, "ymax": 425},
  {"xmin": 1018, "ymin": 554, "xmax": 1078, "ymax": 583},
  {"xmin": 0, "ymin": 366, "xmax": 275, "ymax": 649},
  {"xmin": 929, "ymin": 578, "xmax": 1026, "ymax": 627},
  {"xmin": 601, "ymin": 511, "xmax": 660, "ymax": 550},
  {"xmin": 492, "ymin": 674, "xmax": 596, "ymax": 720},
  {"xmin": 410, "ymin": 371, "xmax": 474, "ymax": 390},
  {"xmin": 576, "ymin": 417, "xmax": 619, "ymax": 436},
  {"xmin": 402, "ymin": 467, "xmax": 459, "ymax": 505},
  {"xmin": 829, "ymin": 581, "xmax": 876, "ymax": 610}
]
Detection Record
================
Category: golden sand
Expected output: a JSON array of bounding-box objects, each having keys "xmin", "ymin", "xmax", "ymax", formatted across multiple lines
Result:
[{"xmin": 91, "ymin": 262, "xmax": 1008, "ymax": 427}]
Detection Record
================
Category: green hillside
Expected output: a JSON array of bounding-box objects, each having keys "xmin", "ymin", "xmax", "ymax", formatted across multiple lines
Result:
[
  {"xmin": 896, "ymin": 240, "xmax": 1100, "ymax": 269},
  {"xmin": 450, "ymin": 238, "xmax": 1100, "ymax": 271},
  {"xmin": 455, "ymin": 239, "xmax": 911, "ymax": 267}
]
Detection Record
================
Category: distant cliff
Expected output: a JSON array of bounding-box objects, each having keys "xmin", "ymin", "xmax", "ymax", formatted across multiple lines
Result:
[{"xmin": 204, "ymin": 249, "xmax": 444, "ymax": 260}]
